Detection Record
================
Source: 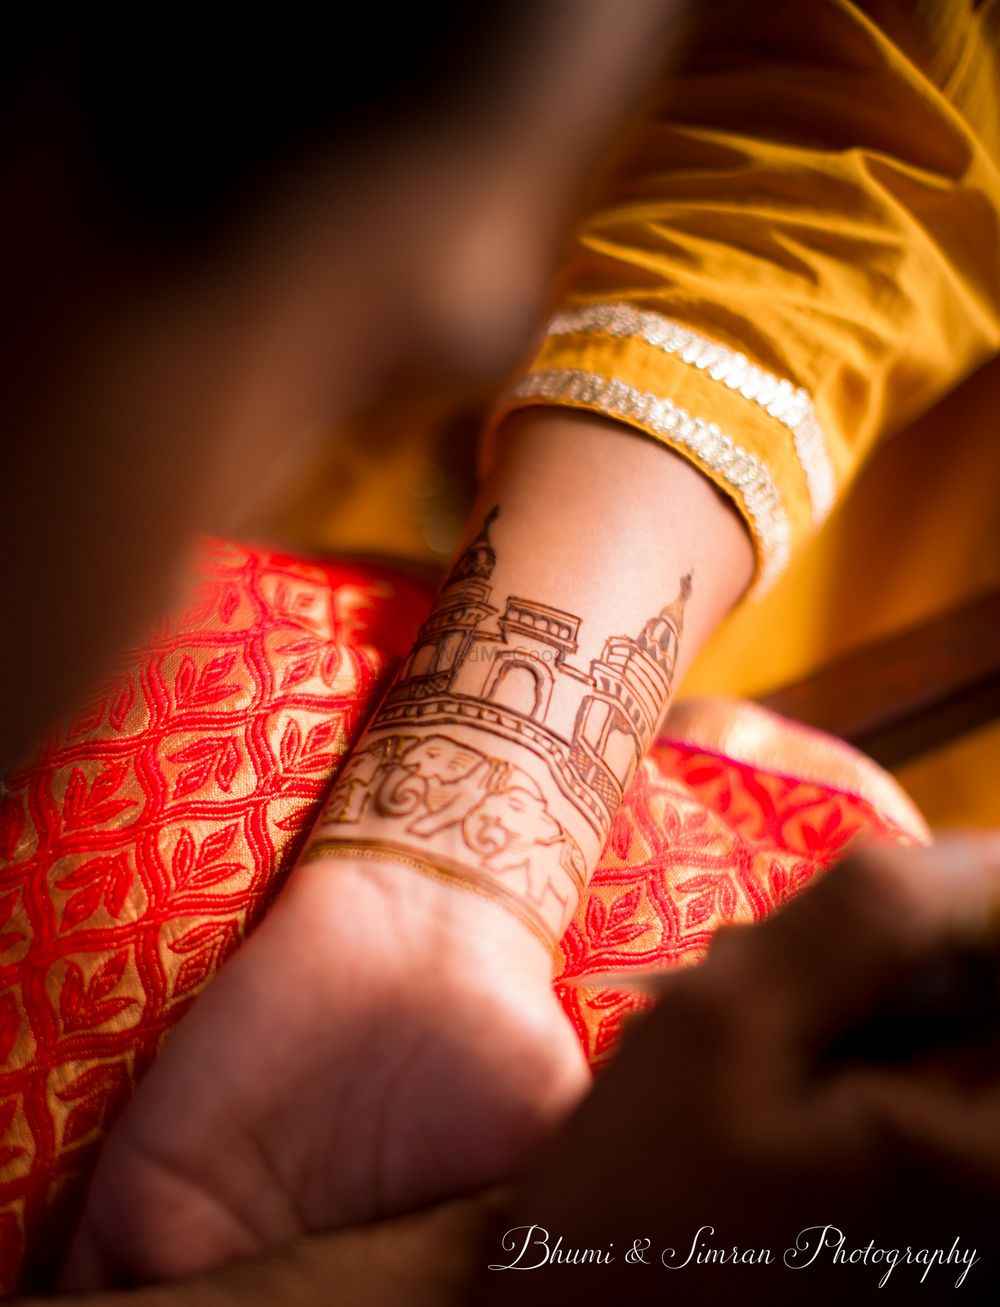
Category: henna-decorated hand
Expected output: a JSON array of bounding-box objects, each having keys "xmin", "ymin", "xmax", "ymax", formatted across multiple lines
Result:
[
  {"xmin": 59, "ymin": 855, "xmax": 588, "ymax": 1288},
  {"xmin": 62, "ymin": 422, "xmax": 747, "ymax": 1291}
]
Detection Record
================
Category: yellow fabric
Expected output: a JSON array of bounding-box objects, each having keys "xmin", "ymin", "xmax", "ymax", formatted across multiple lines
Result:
[
  {"xmin": 490, "ymin": 0, "xmax": 999, "ymax": 584},
  {"xmin": 489, "ymin": 0, "xmax": 1000, "ymax": 822},
  {"xmin": 895, "ymin": 717, "xmax": 1000, "ymax": 826}
]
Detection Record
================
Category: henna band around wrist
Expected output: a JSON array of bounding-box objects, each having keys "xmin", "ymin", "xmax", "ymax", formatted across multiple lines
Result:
[{"xmin": 302, "ymin": 837, "xmax": 559, "ymax": 954}]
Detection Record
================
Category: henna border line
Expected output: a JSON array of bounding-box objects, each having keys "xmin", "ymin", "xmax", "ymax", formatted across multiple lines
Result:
[{"xmin": 303, "ymin": 838, "xmax": 558, "ymax": 953}]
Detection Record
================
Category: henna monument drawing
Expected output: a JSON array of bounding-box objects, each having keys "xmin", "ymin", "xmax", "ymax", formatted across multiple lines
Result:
[{"xmin": 307, "ymin": 507, "xmax": 692, "ymax": 945}]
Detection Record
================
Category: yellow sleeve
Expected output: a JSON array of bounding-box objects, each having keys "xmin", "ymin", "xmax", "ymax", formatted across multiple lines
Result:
[{"xmin": 485, "ymin": 0, "xmax": 1000, "ymax": 595}]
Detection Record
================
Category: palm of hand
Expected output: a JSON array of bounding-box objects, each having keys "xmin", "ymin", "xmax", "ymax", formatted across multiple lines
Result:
[{"xmin": 61, "ymin": 860, "xmax": 589, "ymax": 1288}]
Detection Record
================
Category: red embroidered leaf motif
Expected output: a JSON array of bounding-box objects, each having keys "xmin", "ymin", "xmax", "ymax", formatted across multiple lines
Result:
[
  {"xmin": 168, "ymin": 737, "xmax": 240, "ymax": 797},
  {"xmin": 216, "ymin": 738, "xmax": 240, "ymax": 791},
  {"xmin": 188, "ymin": 862, "xmax": 243, "ymax": 889},
  {"xmin": 86, "ymin": 739, "xmax": 124, "ymax": 784},
  {"xmin": 104, "ymin": 854, "xmax": 132, "ymax": 917},
  {"xmin": 684, "ymin": 892, "xmax": 715, "ymax": 929},
  {"xmin": 62, "ymin": 882, "xmax": 104, "ymax": 930},
  {"xmin": 174, "ymin": 656, "xmax": 197, "ymax": 706},
  {"xmin": 169, "ymin": 738, "xmax": 221, "ymax": 763},
  {"xmin": 169, "ymin": 921, "xmax": 235, "ymax": 954},
  {"xmin": 56, "ymin": 1063, "xmax": 125, "ymax": 1102},
  {"xmin": 581, "ymin": 886, "xmax": 648, "ymax": 949},
  {"xmin": 62, "ymin": 763, "xmax": 134, "ymax": 830},
  {"xmin": 319, "ymin": 646, "xmax": 342, "ymax": 686},
  {"xmin": 189, "ymin": 654, "xmax": 240, "ymax": 707},
  {"xmin": 81, "ymin": 997, "xmax": 135, "ymax": 1027},
  {"xmin": 59, "ymin": 854, "xmax": 132, "ymax": 924},
  {"xmin": 304, "ymin": 719, "xmax": 337, "ymax": 756},
  {"xmin": 63, "ymin": 770, "xmax": 87, "ymax": 821},
  {"xmin": 59, "ymin": 964, "xmax": 86, "ymax": 1028},
  {"xmin": 684, "ymin": 764, "xmax": 725, "ymax": 785},
  {"xmin": 587, "ymin": 988, "xmax": 631, "ymax": 1011},
  {"xmin": 608, "ymin": 887, "xmax": 641, "ymax": 926},
  {"xmin": 169, "ymin": 920, "xmax": 239, "ymax": 995},
  {"xmin": 198, "ymin": 825, "xmax": 238, "ymax": 867},
  {"xmin": 60, "ymin": 953, "xmax": 135, "ymax": 1032},
  {"xmin": 676, "ymin": 875, "xmax": 716, "ymax": 895},
  {"xmin": 584, "ymin": 895, "xmax": 607, "ymax": 941},
  {"xmin": 771, "ymin": 857, "xmax": 818, "ymax": 905},
  {"xmin": 90, "ymin": 951, "xmax": 128, "ymax": 1001},
  {"xmin": 275, "ymin": 805, "xmax": 316, "ymax": 831},
  {"xmin": 281, "ymin": 658, "xmax": 315, "ymax": 690},
  {"xmin": 62, "ymin": 1094, "xmax": 111, "ymax": 1147},
  {"xmin": 0, "ymin": 892, "xmax": 21, "ymax": 954},
  {"xmin": 58, "ymin": 856, "xmax": 109, "ymax": 891},
  {"xmin": 0, "ymin": 1098, "xmax": 16, "ymax": 1137},
  {"xmin": 609, "ymin": 812, "xmax": 633, "ymax": 859},
  {"xmin": 800, "ymin": 805, "xmax": 855, "ymax": 855},
  {"xmin": 219, "ymin": 585, "xmax": 240, "ymax": 624},
  {"xmin": 173, "ymin": 757, "xmax": 214, "ymax": 800},
  {"xmin": 0, "ymin": 995, "xmax": 19, "ymax": 1064},
  {"xmin": 173, "ymin": 950, "xmax": 217, "ymax": 997},
  {"xmin": 276, "ymin": 636, "xmax": 319, "ymax": 655},
  {"xmin": 280, "ymin": 720, "xmax": 302, "ymax": 768},
  {"xmin": 0, "ymin": 796, "xmax": 24, "ymax": 861},
  {"xmin": 202, "ymin": 653, "xmax": 236, "ymax": 683},
  {"xmin": 718, "ymin": 875, "xmax": 737, "ymax": 919},
  {"xmin": 0, "ymin": 893, "xmax": 16, "ymax": 929},
  {"xmin": 676, "ymin": 873, "xmax": 736, "ymax": 929},
  {"xmin": 296, "ymin": 754, "xmax": 337, "ymax": 774},
  {"xmin": 172, "ymin": 830, "xmax": 196, "ymax": 885},
  {"xmin": 109, "ymin": 679, "xmax": 135, "ymax": 731},
  {"xmin": 0, "ymin": 1145, "xmax": 24, "ymax": 1169}
]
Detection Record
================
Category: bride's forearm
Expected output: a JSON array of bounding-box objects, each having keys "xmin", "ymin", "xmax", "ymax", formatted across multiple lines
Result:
[{"xmin": 303, "ymin": 408, "xmax": 754, "ymax": 948}]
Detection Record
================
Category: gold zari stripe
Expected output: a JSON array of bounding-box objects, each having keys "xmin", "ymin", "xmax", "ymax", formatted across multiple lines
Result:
[{"xmin": 548, "ymin": 302, "xmax": 836, "ymax": 525}]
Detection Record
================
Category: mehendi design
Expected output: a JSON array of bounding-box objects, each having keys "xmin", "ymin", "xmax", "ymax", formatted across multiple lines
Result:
[
  {"xmin": 315, "ymin": 507, "xmax": 691, "ymax": 940},
  {"xmin": 322, "ymin": 732, "xmax": 586, "ymax": 933}
]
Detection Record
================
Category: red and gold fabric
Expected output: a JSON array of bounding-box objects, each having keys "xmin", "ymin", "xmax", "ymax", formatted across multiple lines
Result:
[{"xmin": 0, "ymin": 540, "xmax": 926, "ymax": 1292}]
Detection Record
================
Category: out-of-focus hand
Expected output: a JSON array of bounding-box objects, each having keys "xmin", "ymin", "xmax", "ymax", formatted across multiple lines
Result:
[
  {"xmin": 478, "ymin": 833, "xmax": 1000, "ymax": 1306},
  {"xmin": 33, "ymin": 1191, "xmax": 499, "ymax": 1307}
]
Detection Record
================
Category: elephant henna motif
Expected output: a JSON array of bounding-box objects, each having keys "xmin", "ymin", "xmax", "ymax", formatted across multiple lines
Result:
[{"xmin": 322, "ymin": 732, "xmax": 584, "ymax": 921}]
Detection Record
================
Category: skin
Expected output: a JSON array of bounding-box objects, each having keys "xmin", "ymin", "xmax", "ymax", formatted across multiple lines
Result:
[
  {"xmin": 475, "ymin": 833, "xmax": 1000, "ymax": 1305},
  {"xmin": 34, "ymin": 835, "xmax": 1000, "ymax": 1307},
  {"xmin": 4, "ymin": 0, "xmax": 998, "ymax": 1300},
  {"xmin": 59, "ymin": 415, "xmax": 753, "ymax": 1285}
]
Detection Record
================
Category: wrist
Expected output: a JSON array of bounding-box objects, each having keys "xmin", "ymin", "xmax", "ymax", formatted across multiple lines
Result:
[
  {"xmin": 312, "ymin": 719, "xmax": 599, "ymax": 948},
  {"xmin": 286, "ymin": 843, "xmax": 560, "ymax": 986}
]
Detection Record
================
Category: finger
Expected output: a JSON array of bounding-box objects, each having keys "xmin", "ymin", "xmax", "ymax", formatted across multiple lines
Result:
[
  {"xmin": 830, "ymin": 1060, "xmax": 1000, "ymax": 1190},
  {"xmin": 706, "ymin": 831, "xmax": 1000, "ymax": 1041}
]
